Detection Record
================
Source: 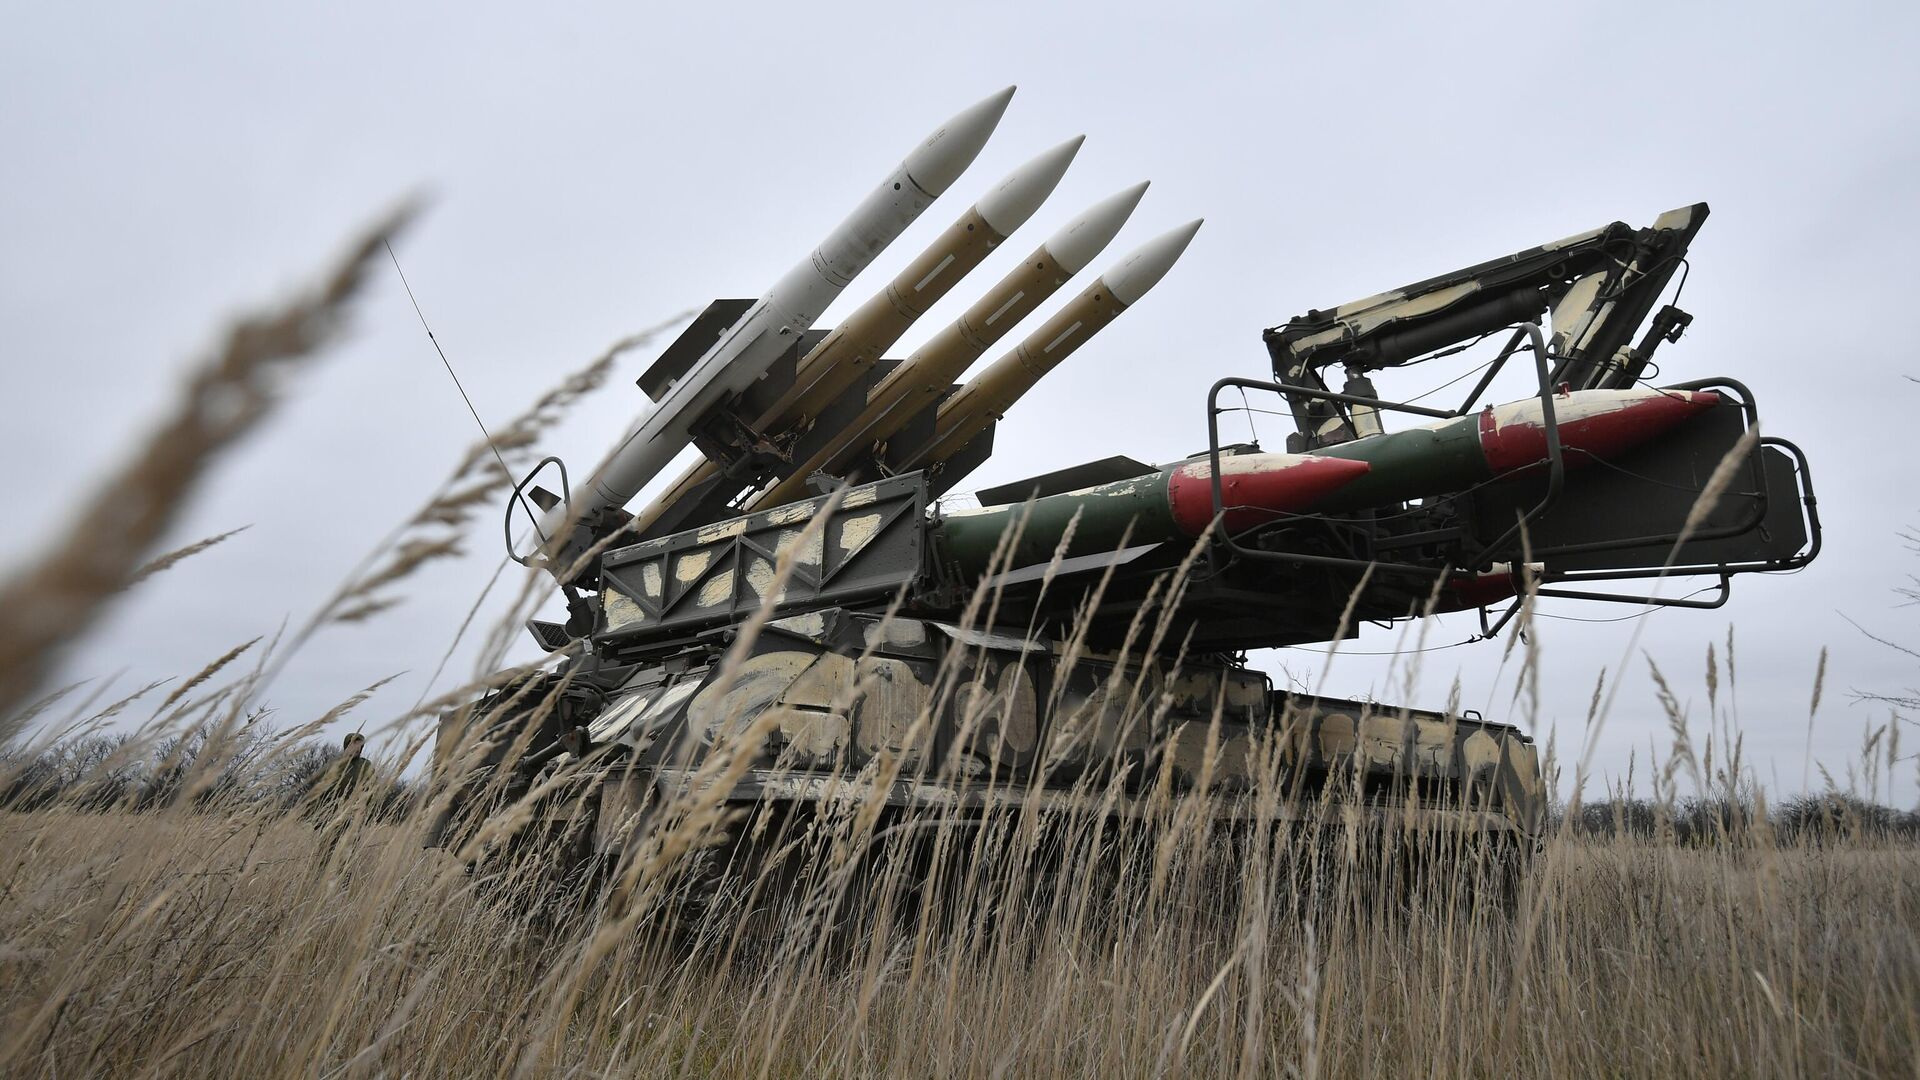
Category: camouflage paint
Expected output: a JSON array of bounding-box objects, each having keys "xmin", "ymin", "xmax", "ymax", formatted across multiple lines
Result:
[{"xmin": 581, "ymin": 607, "xmax": 1545, "ymax": 841}]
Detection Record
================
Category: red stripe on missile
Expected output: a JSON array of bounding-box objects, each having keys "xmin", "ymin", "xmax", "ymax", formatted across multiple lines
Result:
[
  {"xmin": 1478, "ymin": 388, "xmax": 1720, "ymax": 475},
  {"xmin": 1166, "ymin": 453, "xmax": 1372, "ymax": 535}
]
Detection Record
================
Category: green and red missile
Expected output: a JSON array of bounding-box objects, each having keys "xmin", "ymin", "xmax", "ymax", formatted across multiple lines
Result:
[
  {"xmin": 1309, "ymin": 386, "xmax": 1721, "ymax": 510},
  {"xmin": 937, "ymin": 452, "xmax": 1371, "ymax": 573},
  {"xmin": 936, "ymin": 386, "xmax": 1717, "ymax": 576}
]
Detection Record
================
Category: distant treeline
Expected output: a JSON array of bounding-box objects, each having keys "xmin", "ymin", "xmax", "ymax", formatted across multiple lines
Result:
[
  {"xmin": 1548, "ymin": 793, "xmax": 1919, "ymax": 845},
  {"xmin": 0, "ymin": 729, "xmax": 419, "ymax": 821},
  {"xmin": 4, "ymin": 730, "xmax": 1915, "ymax": 845}
]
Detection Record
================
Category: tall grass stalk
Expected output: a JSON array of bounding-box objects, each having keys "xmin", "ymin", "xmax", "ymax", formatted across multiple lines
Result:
[
  {"xmin": 1, "ymin": 534, "xmax": 1914, "ymax": 1077},
  {"xmin": 0, "ymin": 221, "xmax": 1913, "ymax": 1079}
]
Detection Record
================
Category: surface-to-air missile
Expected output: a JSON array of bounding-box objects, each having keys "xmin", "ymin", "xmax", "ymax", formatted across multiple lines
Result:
[
  {"xmin": 938, "ymin": 450, "xmax": 1371, "ymax": 573},
  {"xmin": 431, "ymin": 96, "xmax": 1822, "ymax": 901},
  {"xmin": 891, "ymin": 218, "xmax": 1206, "ymax": 475},
  {"xmin": 1307, "ymin": 386, "xmax": 1724, "ymax": 511},
  {"xmin": 629, "ymin": 134, "xmax": 1090, "ymax": 539},
  {"xmin": 542, "ymin": 87, "xmax": 1016, "ymax": 554},
  {"xmin": 746, "ymin": 209, "xmax": 1185, "ymax": 511}
]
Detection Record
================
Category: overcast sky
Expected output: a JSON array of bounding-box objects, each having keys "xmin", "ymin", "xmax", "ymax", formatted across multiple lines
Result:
[{"xmin": 3, "ymin": 2, "xmax": 1915, "ymax": 804}]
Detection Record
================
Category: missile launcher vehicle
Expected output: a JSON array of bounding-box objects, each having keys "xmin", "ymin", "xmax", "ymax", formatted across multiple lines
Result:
[{"xmin": 427, "ymin": 90, "xmax": 1822, "ymax": 899}]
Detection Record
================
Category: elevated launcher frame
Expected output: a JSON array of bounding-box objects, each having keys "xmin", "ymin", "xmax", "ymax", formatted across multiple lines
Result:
[
  {"xmin": 625, "ymin": 300, "xmax": 1002, "ymax": 540},
  {"xmin": 523, "ymin": 202, "xmax": 1820, "ymax": 662},
  {"xmin": 1238, "ymin": 201, "xmax": 1819, "ymax": 640}
]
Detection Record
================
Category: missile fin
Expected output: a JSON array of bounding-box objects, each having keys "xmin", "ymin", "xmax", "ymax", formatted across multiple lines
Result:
[
  {"xmin": 975, "ymin": 455, "xmax": 1156, "ymax": 506},
  {"xmin": 637, "ymin": 299, "xmax": 754, "ymax": 403}
]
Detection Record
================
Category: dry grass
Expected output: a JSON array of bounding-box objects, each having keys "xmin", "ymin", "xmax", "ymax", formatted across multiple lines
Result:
[
  {"xmin": 1, "ymin": 213, "xmax": 1915, "ymax": 1080},
  {"xmin": 3, "ymin": 563, "xmax": 1916, "ymax": 1078},
  {"xmin": 0, "ymin": 797, "xmax": 1913, "ymax": 1077},
  {"xmin": 14, "ymin": 571, "xmax": 1908, "ymax": 1080},
  {"xmin": 0, "ymin": 204, "xmax": 418, "ymax": 732}
]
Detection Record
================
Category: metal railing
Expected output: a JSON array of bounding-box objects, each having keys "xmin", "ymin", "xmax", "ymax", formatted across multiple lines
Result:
[{"xmin": 1203, "ymin": 323, "xmax": 1564, "ymax": 581}]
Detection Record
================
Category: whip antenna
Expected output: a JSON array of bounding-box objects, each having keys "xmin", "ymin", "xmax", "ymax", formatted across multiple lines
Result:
[{"xmin": 383, "ymin": 241, "xmax": 549, "ymax": 547}]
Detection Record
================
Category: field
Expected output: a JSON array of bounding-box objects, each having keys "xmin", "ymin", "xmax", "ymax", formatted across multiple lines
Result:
[
  {"xmin": 0, "ymin": 799, "xmax": 1915, "ymax": 1077},
  {"xmin": 1, "ymin": 208, "xmax": 1916, "ymax": 1080}
]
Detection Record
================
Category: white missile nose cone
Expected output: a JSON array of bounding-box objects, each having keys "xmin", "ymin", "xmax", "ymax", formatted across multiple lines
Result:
[
  {"xmin": 975, "ymin": 134, "xmax": 1084, "ymax": 236},
  {"xmin": 1046, "ymin": 181, "xmax": 1150, "ymax": 274},
  {"xmin": 905, "ymin": 86, "xmax": 1016, "ymax": 198},
  {"xmin": 1103, "ymin": 218, "xmax": 1203, "ymax": 306}
]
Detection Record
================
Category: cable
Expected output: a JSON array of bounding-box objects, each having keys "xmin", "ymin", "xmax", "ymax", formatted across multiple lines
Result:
[
  {"xmin": 1582, "ymin": 454, "xmax": 1720, "ymax": 496},
  {"xmin": 1630, "ymin": 257, "xmax": 1690, "ymax": 393},
  {"xmin": 1665, "ymin": 257, "xmax": 1692, "ymax": 309},
  {"xmin": 1284, "ymin": 637, "xmax": 1478, "ymax": 656},
  {"xmin": 1402, "ymin": 352, "xmax": 1503, "ymax": 405},
  {"xmin": 1228, "ymin": 324, "xmax": 1528, "ymax": 423},
  {"xmin": 1531, "ymin": 609, "xmax": 1662, "ymax": 625},
  {"xmin": 1223, "ymin": 404, "xmax": 1307, "ymax": 422}
]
